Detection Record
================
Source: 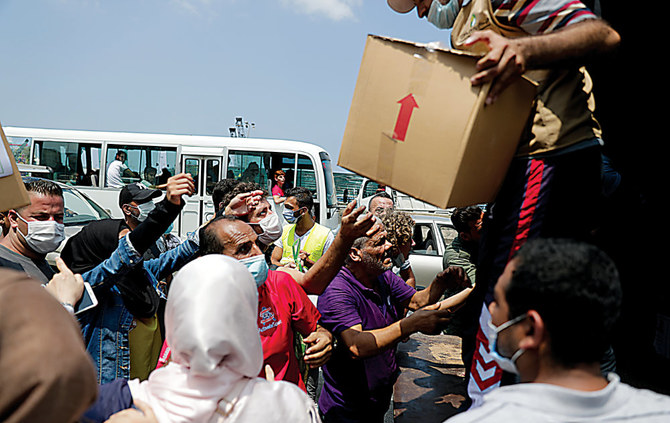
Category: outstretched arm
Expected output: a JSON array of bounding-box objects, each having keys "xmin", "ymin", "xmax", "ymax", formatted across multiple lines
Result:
[
  {"xmin": 340, "ymin": 305, "xmax": 453, "ymax": 359},
  {"xmin": 295, "ymin": 200, "xmax": 381, "ymax": 295},
  {"xmin": 467, "ymin": 19, "xmax": 620, "ymax": 104}
]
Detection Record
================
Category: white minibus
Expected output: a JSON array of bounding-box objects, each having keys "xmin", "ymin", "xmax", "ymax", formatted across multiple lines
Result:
[{"xmin": 5, "ymin": 126, "xmax": 339, "ymax": 237}]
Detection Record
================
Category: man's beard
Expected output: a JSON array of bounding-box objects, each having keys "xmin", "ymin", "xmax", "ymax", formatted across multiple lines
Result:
[{"xmin": 361, "ymin": 250, "xmax": 393, "ymax": 274}]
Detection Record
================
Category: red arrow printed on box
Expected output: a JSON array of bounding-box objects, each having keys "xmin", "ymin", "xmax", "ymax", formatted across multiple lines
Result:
[{"xmin": 392, "ymin": 94, "xmax": 419, "ymax": 142}]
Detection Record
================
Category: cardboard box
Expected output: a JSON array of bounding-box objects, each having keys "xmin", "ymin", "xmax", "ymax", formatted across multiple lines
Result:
[
  {"xmin": 0, "ymin": 122, "xmax": 30, "ymax": 211},
  {"xmin": 338, "ymin": 35, "xmax": 536, "ymax": 208}
]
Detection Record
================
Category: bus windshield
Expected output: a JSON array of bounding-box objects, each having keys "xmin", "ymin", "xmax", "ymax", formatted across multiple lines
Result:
[{"xmin": 320, "ymin": 152, "xmax": 337, "ymax": 209}]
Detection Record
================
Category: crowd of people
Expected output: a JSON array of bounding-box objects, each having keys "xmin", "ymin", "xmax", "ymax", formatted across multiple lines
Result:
[{"xmin": 0, "ymin": 0, "xmax": 668, "ymax": 422}]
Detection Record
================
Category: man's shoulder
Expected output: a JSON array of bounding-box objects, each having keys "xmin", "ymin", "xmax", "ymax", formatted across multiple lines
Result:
[
  {"xmin": 267, "ymin": 270, "xmax": 308, "ymax": 297},
  {"xmin": 319, "ymin": 268, "xmax": 362, "ymax": 304}
]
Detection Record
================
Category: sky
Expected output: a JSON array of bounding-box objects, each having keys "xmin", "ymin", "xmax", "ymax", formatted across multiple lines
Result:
[{"xmin": 0, "ymin": 0, "xmax": 450, "ymax": 171}]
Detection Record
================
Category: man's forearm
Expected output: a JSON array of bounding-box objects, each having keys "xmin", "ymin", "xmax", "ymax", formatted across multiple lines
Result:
[
  {"xmin": 517, "ymin": 19, "xmax": 620, "ymax": 69},
  {"xmin": 408, "ymin": 281, "xmax": 445, "ymax": 310},
  {"xmin": 299, "ymin": 234, "xmax": 350, "ymax": 295},
  {"xmin": 341, "ymin": 321, "xmax": 410, "ymax": 359}
]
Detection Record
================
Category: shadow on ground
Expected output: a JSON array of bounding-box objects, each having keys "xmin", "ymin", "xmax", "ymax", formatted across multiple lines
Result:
[{"xmin": 394, "ymin": 333, "xmax": 469, "ymax": 422}]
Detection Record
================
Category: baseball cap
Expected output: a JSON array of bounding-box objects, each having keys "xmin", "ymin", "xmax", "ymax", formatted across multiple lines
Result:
[
  {"xmin": 119, "ymin": 183, "xmax": 162, "ymax": 207},
  {"xmin": 388, "ymin": 0, "xmax": 416, "ymax": 13}
]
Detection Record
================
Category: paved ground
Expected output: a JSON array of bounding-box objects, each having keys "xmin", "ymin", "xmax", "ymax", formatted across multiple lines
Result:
[{"xmin": 394, "ymin": 333, "xmax": 469, "ymax": 422}]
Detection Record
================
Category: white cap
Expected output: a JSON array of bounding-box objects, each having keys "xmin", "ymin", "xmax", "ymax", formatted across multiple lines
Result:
[{"xmin": 387, "ymin": 0, "xmax": 416, "ymax": 14}]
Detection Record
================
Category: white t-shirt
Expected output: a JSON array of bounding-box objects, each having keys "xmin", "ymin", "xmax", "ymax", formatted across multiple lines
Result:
[
  {"xmin": 445, "ymin": 373, "xmax": 670, "ymax": 422},
  {"xmin": 106, "ymin": 160, "xmax": 128, "ymax": 187}
]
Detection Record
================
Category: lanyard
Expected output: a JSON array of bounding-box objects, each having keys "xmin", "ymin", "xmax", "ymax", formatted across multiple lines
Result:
[{"xmin": 291, "ymin": 237, "xmax": 304, "ymax": 272}]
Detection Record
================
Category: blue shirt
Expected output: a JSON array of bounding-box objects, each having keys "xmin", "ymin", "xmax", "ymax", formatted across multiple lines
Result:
[
  {"xmin": 317, "ymin": 267, "xmax": 415, "ymax": 421},
  {"xmin": 77, "ymin": 233, "xmax": 199, "ymax": 384}
]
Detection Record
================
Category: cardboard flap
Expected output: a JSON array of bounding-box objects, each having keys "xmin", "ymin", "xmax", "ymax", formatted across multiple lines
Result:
[{"xmin": 0, "ymin": 122, "xmax": 30, "ymax": 211}]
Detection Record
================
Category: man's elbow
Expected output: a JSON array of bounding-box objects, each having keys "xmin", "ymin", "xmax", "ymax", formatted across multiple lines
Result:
[
  {"xmin": 347, "ymin": 344, "xmax": 371, "ymax": 360},
  {"xmin": 602, "ymin": 23, "xmax": 621, "ymax": 52}
]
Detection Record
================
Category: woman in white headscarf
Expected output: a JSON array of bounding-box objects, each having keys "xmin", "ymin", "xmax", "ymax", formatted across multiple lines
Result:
[{"xmin": 83, "ymin": 255, "xmax": 320, "ymax": 423}]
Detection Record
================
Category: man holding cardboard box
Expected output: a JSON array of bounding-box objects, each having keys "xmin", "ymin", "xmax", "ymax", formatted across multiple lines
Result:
[{"xmin": 388, "ymin": 0, "xmax": 620, "ymax": 407}]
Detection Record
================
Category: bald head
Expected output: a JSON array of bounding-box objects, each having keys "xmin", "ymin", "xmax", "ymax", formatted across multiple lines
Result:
[{"xmin": 200, "ymin": 216, "xmax": 263, "ymax": 260}]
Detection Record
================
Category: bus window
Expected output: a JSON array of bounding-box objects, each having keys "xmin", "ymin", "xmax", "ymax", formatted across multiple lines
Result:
[
  {"xmin": 106, "ymin": 145, "xmax": 177, "ymax": 188},
  {"xmin": 184, "ymin": 158, "xmax": 200, "ymax": 193},
  {"xmin": 269, "ymin": 153, "xmax": 296, "ymax": 192},
  {"xmin": 228, "ymin": 150, "xmax": 270, "ymax": 186},
  {"xmin": 6, "ymin": 137, "xmax": 31, "ymax": 164},
  {"xmin": 363, "ymin": 180, "xmax": 384, "ymax": 198},
  {"xmin": 319, "ymin": 152, "xmax": 337, "ymax": 209},
  {"xmin": 296, "ymin": 154, "xmax": 317, "ymax": 196},
  {"xmin": 32, "ymin": 140, "xmax": 102, "ymax": 187},
  {"xmin": 205, "ymin": 158, "xmax": 220, "ymax": 195}
]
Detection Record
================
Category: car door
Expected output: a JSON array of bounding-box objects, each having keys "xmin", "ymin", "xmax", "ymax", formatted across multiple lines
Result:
[{"xmin": 408, "ymin": 220, "xmax": 443, "ymax": 289}]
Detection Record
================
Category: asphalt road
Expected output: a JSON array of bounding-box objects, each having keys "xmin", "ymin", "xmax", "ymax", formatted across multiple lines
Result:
[{"xmin": 394, "ymin": 333, "xmax": 469, "ymax": 422}]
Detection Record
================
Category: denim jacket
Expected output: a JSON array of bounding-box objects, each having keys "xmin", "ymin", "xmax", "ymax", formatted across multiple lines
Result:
[{"xmin": 78, "ymin": 233, "xmax": 199, "ymax": 384}]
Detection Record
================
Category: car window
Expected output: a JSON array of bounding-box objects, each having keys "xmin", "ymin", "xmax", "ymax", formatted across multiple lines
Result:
[
  {"xmin": 439, "ymin": 224, "xmax": 458, "ymax": 246},
  {"xmin": 62, "ymin": 188, "xmax": 111, "ymax": 226},
  {"xmin": 411, "ymin": 223, "xmax": 438, "ymax": 256}
]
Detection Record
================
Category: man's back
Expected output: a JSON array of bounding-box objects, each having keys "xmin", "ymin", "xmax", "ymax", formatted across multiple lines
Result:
[
  {"xmin": 446, "ymin": 374, "xmax": 670, "ymax": 422},
  {"xmin": 106, "ymin": 160, "xmax": 126, "ymax": 187}
]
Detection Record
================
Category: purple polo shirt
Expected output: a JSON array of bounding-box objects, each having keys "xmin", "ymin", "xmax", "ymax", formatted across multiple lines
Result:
[{"xmin": 317, "ymin": 267, "xmax": 416, "ymax": 421}]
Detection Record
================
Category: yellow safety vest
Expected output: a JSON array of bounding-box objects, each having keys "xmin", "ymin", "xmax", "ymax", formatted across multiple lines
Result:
[{"xmin": 280, "ymin": 223, "xmax": 331, "ymax": 270}]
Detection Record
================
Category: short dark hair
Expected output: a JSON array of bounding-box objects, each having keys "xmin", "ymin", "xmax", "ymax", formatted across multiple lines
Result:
[
  {"xmin": 199, "ymin": 215, "xmax": 240, "ymax": 256},
  {"xmin": 344, "ymin": 235, "xmax": 370, "ymax": 267},
  {"xmin": 220, "ymin": 182, "xmax": 268, "ymax": 213},
  {"xmin": 285, "ymin": 186, "xmax": 313, "ymax": 213},
  {"xmin": 451, "ymin": 205, "xmax": 482, "ymax": 234},
  {"xmin": 24, "ymin": 179, "xmax": 63, "ymax": 198},
  {"xmin": 506, "ymin": 238, "xmax": 622, "ymax": 368},
  {"xmin": 212, "ymin": 179, "xmax": 240, "ymax": 213}
]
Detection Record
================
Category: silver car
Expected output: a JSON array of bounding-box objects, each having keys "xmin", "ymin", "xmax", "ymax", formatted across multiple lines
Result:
[{"xmin": 408, "ymin": 213, "xmax": 458, "ymax": 288}]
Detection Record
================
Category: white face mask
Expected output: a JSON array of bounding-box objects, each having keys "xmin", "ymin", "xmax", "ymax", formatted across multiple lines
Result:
[
  {"xmin": 15, "ymin": 213, "xmax": 65, "ymax": 254},
  {"xmin": 129, "ymin": 201, "xmax": 156, "ymax": 222},
  {"xmin": 257, "ymin": 211, "xmax": 282, "ymax": 245},
  {"xmin": 427, "ymin": 0, "xmax": 460, "ymax": 29},
  {"xmin": 486, "ymin": 313, "xmax": 527, "ymax": 375}
]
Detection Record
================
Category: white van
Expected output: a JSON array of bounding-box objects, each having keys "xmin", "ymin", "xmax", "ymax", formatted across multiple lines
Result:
[
  {"xmin": 356, "ymin": 178, "xmax": 451, "ymax": 214},
  {"xmin": 5, "ymin": 126, "xmax": 339, "ymax": 237}
]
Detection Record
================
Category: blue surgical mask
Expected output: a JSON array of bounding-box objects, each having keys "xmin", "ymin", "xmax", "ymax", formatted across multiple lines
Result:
[
  {"xmin": 486, "ymin": 313, "xmax": 527, "ymax": 375},
  {"xmin": 239, "ymin": 254, "xmax": 269, "ymax": 288},
  {"xmin": 427, "ymin": 0, "xmax": 460, "ymax": 29},
  {"xmin": 282, "ymin": 208, "xmax": 301, "ymax": 224}
]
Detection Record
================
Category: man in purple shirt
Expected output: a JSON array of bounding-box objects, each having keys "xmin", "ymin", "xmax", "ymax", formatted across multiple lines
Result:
[{"xmin": 317, "ymin": 229, "xmax": 468, "ymax": 423}]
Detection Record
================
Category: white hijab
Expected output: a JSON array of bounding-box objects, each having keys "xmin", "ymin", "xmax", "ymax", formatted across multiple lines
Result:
[{"xmin": 128, "ymin": 255, "xmax": 320, "ymax": 423}]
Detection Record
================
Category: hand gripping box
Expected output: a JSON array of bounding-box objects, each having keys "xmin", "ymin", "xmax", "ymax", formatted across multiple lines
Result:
[{"xmin": 338, "ymin": 35, "xmax": 536, "ymax": 208}]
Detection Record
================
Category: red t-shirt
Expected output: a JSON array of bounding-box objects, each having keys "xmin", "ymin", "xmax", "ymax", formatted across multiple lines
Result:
[
  {"xmin": 257, "ymin": 270, "xmax": 320, "ymax": 390},
  {"xmin": 272, "ymin": 184, "xmax": 284, "ymax": 197}
]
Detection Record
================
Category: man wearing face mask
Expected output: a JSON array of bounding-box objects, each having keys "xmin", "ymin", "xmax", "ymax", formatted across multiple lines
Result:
[
  {"xmin": 60, "ymin": 173, "xmax": 197, "ymax": 384},
  {"xmin": 272, "ymin": 187, "xmax": 334, "ymax": 272},
  {"xmin": 219, "ymin": 181, "xmax": 283, "ymax": 254},
  {"xmin": 445, "ymin": 238, "xmax": 670, "ymax": 422},
  {"xmin": 388, "ymin": 0, "xmax": 461, "ymax": 30},
  {"xmin": 0, "ymin": 179, "xmax": 65, "ymax": 284},
  {"xmin": 389, "ymin": 0, "xmax": 620, "ymax": 406},
  {"xmin": 157, "ymin": 215, "xmax": 332, "ymax": 392}
]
